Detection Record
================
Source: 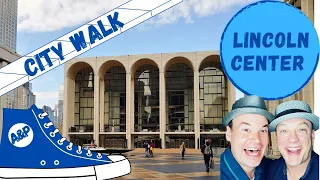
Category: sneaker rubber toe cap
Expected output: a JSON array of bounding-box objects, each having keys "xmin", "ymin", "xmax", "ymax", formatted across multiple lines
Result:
[{"xmin": 107, "ymin": 155, "xmax": 126, "ymax": 163}]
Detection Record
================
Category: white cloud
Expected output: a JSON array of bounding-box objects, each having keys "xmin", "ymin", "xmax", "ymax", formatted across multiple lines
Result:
[
  {"xmin": 17, "ymin": 0, "xmax": 256, "ymax": 33},
  {"xmin": 34, "ymin": 91, "xmax": 58, "ymax": 99},
  {"xmin": 33, "ymin": 91, "xmax": 58, "ymax": 108},
  {"xmin": 144, "ymin": 0, "xmax": 256, "ymax": 28},
  {"xmin": 17, "ymin": 0, "xmax": 128, "ymax": 32}
]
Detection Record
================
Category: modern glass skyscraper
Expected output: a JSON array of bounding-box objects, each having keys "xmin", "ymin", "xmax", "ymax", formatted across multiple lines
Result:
[{"xmin": 0, "ymin": 0, "xmax": 18, "ymax": 51}]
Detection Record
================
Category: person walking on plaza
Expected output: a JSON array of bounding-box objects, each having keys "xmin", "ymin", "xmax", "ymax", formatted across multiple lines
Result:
[
  {"xmin": 143, "ymin": 141, "xmax": 149, "ymax": 157},
  {"xmin": 180, "ymin": 142, "xmax": 186, "ymax": 159},
  {"xmin": 201, "ymin": 139, "xmax": 213, "ymax": 172},
  {"xmin": 149, "ymin": 141, "xmax": 155, "ymax": 157}
]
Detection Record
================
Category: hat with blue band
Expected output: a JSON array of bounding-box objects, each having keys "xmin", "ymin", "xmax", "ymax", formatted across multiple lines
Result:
[
  {"xmin": 269, "ymin": 100, "xmax": 319, "ymax": 132},
  {"xmin": 222, "ymin": 95, "xmax": 275, "ymax": 127}
]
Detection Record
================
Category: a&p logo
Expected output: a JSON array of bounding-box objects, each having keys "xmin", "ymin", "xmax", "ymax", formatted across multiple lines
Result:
[{"xmin": 8, "ymin": 123, "xmax": 34, "ymax": 148}]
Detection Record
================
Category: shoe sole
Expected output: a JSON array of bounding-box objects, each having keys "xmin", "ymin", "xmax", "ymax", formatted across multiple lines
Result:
[{"xmin": 0, "ymin": 158, "xmax": 130, "ymax": 180}]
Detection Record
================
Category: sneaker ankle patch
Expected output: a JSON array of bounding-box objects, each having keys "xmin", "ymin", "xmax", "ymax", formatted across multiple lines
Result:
[{"xmin": 8, "ymin": 123, "xmax": 33, "ymax": 148}]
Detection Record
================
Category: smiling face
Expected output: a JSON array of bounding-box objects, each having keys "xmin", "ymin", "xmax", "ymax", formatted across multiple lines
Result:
[
  {"xmin": 276, "ymin": 118, "xmax": 314, "ymax": 167},
  {"xmin": 226, "ymin": 114, "xmax": 269, "ymax": 172}
]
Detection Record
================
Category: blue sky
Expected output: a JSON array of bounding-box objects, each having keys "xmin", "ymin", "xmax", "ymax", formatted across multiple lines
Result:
[{"xmin": 15, "ymin": 0, "xmax": 261, "ymax": 108}]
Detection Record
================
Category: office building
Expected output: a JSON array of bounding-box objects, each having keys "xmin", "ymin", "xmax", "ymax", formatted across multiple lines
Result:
[
  {"xmin": 63, "ymin": 51, "xmax": 236, "ymax": 149},
  {"xmin": 0, "ymin": 0, "xmax": 18, "ymax": 51},
  {"xmin": 57, "ymin": 84, "xmax": 64, "ymax": 129},
  {"xmin": 54, "ymin": 104, "xmax": 58, "ymax": 126},
  {"xmin": 0, "ymin": 45, "xmax": 36, "ymax": 127},
  {"xmin": 43, "ymin": 105, "xmax": 55, "ymax": 124},
  {"xmin": 15, "ymin": 82, "xmax": 36, "ymax": 109},
  {"xmin": 0, "ymin": 45, "xmax": 20, "ymax": 112}
]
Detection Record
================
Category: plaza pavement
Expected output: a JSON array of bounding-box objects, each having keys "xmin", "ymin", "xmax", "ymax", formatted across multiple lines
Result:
[{"xmin": 115, "ymin": 149, "xmax": 220, "ymax": 180}]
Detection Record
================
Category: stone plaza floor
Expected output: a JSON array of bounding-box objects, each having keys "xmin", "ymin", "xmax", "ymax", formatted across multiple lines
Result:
[{"xmin": 115, "ymin": 152, "xmax": 220, "ymax": 180}]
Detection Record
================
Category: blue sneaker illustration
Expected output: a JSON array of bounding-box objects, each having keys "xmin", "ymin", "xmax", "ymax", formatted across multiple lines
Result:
[{"xmin": 0, "ymin": 104, "xmax": 131, "ymax": 180}]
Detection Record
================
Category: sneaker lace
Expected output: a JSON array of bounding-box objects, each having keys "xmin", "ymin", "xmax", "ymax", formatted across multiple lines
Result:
[{"xmin": 39, "ymin": 112, "xmax": 102, "ymax": 159}]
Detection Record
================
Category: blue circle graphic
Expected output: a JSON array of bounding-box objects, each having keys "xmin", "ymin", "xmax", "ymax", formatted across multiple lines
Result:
[{"xmin": 220, "ymin": 1, "xmax": 320, "ymax": 100}]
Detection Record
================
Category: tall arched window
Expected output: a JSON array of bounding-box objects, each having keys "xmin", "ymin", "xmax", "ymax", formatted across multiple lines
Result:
[
  {"xmin": 74, "ymin": 67, "xmax": 94, "ymax": 132},
  {"xmin": 104, "ymin": 66, "xmax": 126, "ymax": 132},
  {"xmin": 134, "ymin": 64, "xmax": 160, "ymax": 132},
  {"xmin": 199, "ymin": 61, "xmax": 228, "ymax": 132},
  {"xmin": 166, "ymin": 63, "xmax": 194, "ymax": 132}
]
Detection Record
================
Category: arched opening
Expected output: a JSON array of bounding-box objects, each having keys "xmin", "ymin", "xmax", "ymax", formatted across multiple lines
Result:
[
  {"xmin": 104, "ymin": 66, "xmax": 126, "ymax": 132},
  {"xmin": 74, "ymin": 66, "xmax": 95, "ymax": 133},
  {"xmin": 134, "ymin": 64, "xmax": 160, "ymax": 132},
  {"xmin": 199, "ymin": 59, "xmax": 228, "ymax": 134},
  {"xmin": 165, "ymin": 62, "xmax": 194, "ymax": 133}
]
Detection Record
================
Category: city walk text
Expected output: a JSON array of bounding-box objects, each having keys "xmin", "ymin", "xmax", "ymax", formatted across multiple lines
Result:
[{"xmin": 24, "ymin": 12, "xmax": 124, "ymax": 76}]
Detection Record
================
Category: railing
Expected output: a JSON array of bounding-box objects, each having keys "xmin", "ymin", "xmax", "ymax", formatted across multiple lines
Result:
[
  {"xmin": 103, "ymin": 125, "xmax": 126, "ymax": 132},
  {"xmin": 69, "ymin": 125, "xmax": 93, "ymax": 132},
  {"xmin": 166, "ymin": 124, "xmax": 195, "ymax": 132},
  {"xmin": 200, "ymin": 125, "xmax": 226, "ymax": 132},
  {"xmin": 134, "ymin": 124, "xmax": 160, "ymax": 132}
]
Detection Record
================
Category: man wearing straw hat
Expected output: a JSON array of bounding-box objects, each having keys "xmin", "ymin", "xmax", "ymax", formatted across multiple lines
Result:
[
  {"xmin": 266, "ymin": 100, "xmax": 319, "ymax": 180},
  {"xmin": 220, "ymin": 95, "xmax": 275, "ymax": 180}
]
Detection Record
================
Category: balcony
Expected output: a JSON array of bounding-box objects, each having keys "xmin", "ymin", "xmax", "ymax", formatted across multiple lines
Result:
[
  {"xmin": 166, "ymin": 124, "xmax": 194, "ymax": 132},
  {"xmin": 102, "ymin": 124, "xmax": 126, "ymax": 132},
  {"xmin": 134, "ymin": 124, "xmax": 160, "ymax": 132}
]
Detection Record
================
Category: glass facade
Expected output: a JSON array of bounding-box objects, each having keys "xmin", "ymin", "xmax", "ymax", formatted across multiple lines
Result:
[
  {"xmin": 65, "ymin": 53, "xmax": 244, "ymax": 149},
  {"xmin": 74, "ymin": 67, "xmax": 94, "ymax": 132},
  {"xmin": 104, "ymin": 66, "xmax": 126, "ymax": 132},
  {"xmin": 199, "ymin": 61, "xmax": 228, "ymax": 132},
  {"xmin": 0, "ymin": 0, "xmax": 18, "ymax": 51},
  {"xmin": 166, "ymin": 135, "xmax": 195, "ymax": 148},
  {"xmin": 200, "ymin": 134, "xmax": 228, "ymax": 148},
  {"xmin": 5, "ymin": 90, "xmax": 15, "ymax": 108},
  {"xmin": 70, "ymin": 134, "xmax": 94, "ymax": 146},
  {"xmin": 165, "ymin": 63, "xmax": 194, "ymax": 132},
  {"xmin": 134, "ymin": 64, "xmax": 160, "ymax": 132},
  {"xmin": 99, "ymin": 135, "xmax": 127, "ymax": 148}
]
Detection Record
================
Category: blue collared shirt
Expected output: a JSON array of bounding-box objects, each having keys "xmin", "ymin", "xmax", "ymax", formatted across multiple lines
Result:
[
  {"xmin": 220, "ymin": 147, "xmax": 270, "ymax": 180},
  {"xmin": 266, "ymin": 151, "xmax": 319, "ymax": 180}
]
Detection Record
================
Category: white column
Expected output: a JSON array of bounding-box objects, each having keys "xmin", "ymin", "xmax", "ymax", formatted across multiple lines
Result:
[
  {"xmin": 94, "ymin": 75, "xmax": 100, "ymax": 146},
  {"xmin": 131, "ymin": 75, "xmax": 135, "ymax": 148},
  {"xmin": 228, "ymin": 80, "xmax": 236, "ymax": 111},
  {"xmin": 194, "ymin": 70, "xmax": 200, "ymax": 149},
  {"xmin": 160, "ymin": 71, "xmax": 166, "ymax": 148},
  {"xmin": 126, "ymin": 73, "xmax": 132, "ymax": 148},
  {"xmin": 62, "ymin": 76, "xmax": 69, "ymax": 138},
  {"xmin": 63, "ymin": 76, "xmax": 74, "ymax": 140},
  {"xmin": 99, "ymin": 78, "xmax": 104, "ymax": 133}
]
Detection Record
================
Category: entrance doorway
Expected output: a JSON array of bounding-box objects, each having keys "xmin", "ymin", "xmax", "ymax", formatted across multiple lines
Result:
[
  {"xmin": 200, "ymin": 134, "xmax": 227, "ymax": 148},
  {"xmin": 165, "ymin": 135, "xmax": 195, "ymax": 148},
  {"xmin": 133, "ymin": 135, "xmax": 161, "ymax": 148},
  {"xmin": 70, "ymin": 134, "xmax": 94, "ymax": 147},
  {"xmin": 100, "ymin": 134, "xmax": 127, "ymax": 148}
]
